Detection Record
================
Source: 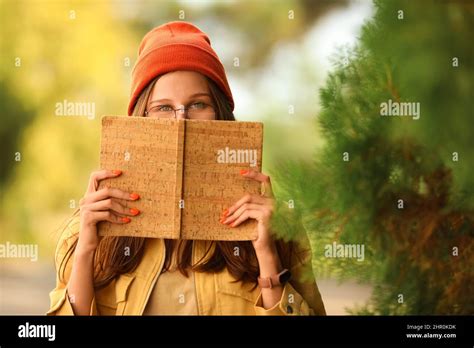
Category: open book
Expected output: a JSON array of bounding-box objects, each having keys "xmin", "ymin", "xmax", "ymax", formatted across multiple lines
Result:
[{"xmin": 97, "ymin": 116, "xmax": 263, "ymax": 240}]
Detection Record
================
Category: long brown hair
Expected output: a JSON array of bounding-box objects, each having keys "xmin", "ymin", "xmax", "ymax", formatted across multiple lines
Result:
[{"xmin": 58, "ymin": 75, "xmax": 294, "ymax": 289}]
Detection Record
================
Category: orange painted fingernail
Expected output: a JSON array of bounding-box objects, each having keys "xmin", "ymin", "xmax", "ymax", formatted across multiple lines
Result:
[
  {"xmin": 112, "ymin": 170, "xmax": 122, "ymax": 175},
  {"xmin": 130, "ymin": 208, "xmax": 140, "ymax": 216},
  {"xmin": 240, "ymin": 169, "xmax": 249, "ymax": 175},
  {"xmin": 130, "ymin": 193, "xmax": 140, "ymax": 200},
  {"xmin": 222, "ymin": 209, "xmax": 229, "ymax": 217},
  {"xmin": 121, "ymin": 217, "xmax": 131, "ymax": 223}
]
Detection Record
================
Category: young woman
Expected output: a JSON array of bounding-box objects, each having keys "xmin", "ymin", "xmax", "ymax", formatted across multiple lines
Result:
[{"xmin": 47, "ymin": 21, "xmax": 326, "ymax": 316}]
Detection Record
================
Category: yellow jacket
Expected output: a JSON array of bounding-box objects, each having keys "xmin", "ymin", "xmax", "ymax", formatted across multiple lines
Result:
[{"xmin": 47, "ymin": 217, "xmax": 326, "ymax": 316}]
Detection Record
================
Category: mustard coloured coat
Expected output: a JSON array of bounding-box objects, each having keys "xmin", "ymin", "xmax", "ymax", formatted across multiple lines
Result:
[{"xmin": 47, "ymin": 217, "xmax": 326, "ymax": 316}]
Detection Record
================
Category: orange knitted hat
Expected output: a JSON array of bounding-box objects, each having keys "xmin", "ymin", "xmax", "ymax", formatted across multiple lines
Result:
[{"xmin": 128, "ymin": 21, "xmax": 234, "ymax": 115}]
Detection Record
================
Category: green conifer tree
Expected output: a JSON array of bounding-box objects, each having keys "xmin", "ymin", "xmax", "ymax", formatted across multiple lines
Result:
[{"xmin": 272, "ymin": 0, "xmax": 474, "ymax": 314}]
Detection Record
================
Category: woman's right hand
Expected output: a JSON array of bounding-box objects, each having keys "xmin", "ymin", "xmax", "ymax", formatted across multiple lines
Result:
[{"xmin": 77, "ymin": 169, "xmax": 140, "ymax": 253}]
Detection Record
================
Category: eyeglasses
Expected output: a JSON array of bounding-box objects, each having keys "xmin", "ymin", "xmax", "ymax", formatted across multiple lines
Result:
[{"xmin": 145, "ymin": 102, "xmax": 215, "ymax": 119}]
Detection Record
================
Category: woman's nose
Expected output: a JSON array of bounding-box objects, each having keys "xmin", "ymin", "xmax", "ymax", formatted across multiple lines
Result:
[{"xmin": 176, "ymin": 106, "xmax": 186, "ymax": 119}]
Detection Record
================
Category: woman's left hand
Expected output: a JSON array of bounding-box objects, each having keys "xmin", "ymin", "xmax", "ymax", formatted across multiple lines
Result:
[
  {"xmin": 220, "ymin": 169, "xmax": 276, "ymax": 254},
  {"xmin": 222, "ymin": 170, "xmax": 285, "ymax": 309}
]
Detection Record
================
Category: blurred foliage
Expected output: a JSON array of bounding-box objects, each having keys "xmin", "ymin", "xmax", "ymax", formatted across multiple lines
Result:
[
  {"xmin": 0, "ymin": 0, "xmax": 148, "ymax": 246},
  {"xmin": 272, "ymin": 0, "xmax": 474, "ymax": 314},
  {"xmin": 0, "ymin": 0, "xmax": 345, "ymax": 253}
]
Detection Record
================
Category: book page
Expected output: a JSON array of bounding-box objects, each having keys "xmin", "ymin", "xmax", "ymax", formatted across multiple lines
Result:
[
  {"xmin": 181, "ymin": 120, "xmax": 263, "ymax": 240},
  {"xmin": 97, "ymin": 116, "xmax": 183, "ymax": 238}
]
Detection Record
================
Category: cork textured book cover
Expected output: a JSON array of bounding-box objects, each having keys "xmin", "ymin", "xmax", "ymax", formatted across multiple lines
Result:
[{"xmin": 97, "ymin": 115, "xmax": 263, "ymax": 240}]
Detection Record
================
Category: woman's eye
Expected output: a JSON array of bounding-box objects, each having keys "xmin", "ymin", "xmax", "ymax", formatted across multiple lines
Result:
[
  {"xmin": 189, "ymin": 102, "xmax": 206, "ymax": 110},
  {"xmin": 158, "ymin": 105, "xmax": 173, "ymax": 112}
]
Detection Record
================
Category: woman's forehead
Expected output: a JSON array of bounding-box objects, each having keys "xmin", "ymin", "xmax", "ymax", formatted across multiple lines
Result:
[{"xmin": 151, "ymin": 71, "xmax": 210, "ymax": 100}]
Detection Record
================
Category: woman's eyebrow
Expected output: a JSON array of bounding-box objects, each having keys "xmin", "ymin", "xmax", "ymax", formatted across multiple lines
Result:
[
  {"xmin": 148, "ymin": 93, "xmax": 211, "ymax": 106},
  {"xmin": 189, "ymin": 92, "xmax": 211, "ymax": 99},
  {"xmin": 148, "ymin": 98, "xmax": 173, "ymax": 106}
]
